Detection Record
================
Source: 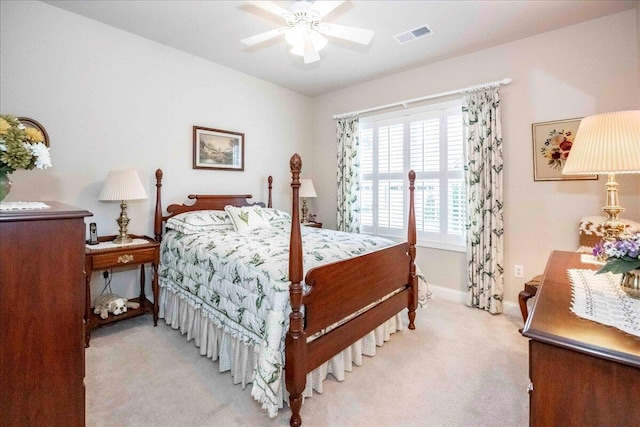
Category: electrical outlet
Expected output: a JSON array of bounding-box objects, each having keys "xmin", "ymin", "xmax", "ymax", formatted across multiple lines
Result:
[{"xmin": 514, "ymin": 265, "xmax": 524, "ymax": 278}]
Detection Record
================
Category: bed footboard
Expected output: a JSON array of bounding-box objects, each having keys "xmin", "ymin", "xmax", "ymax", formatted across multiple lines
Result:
[
  {"xmin": 304, "ymin": 243, "xmax": 411, "ymax": 338},
  {"xmin": 285, "ymin": 154, "xmax": 417, "ymax": 427}
]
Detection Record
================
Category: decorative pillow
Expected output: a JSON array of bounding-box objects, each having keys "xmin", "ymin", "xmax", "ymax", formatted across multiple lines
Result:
[
  {"xmin": 578, "ymin": 216, "xmax": 607, "ymax": 251},
  {"xmin": 166, "ymin": 210, "xmax": 232, "ymax": 234},
  {"xmin": 577, "ymin": 215, "xmax": 640, "ymax": 253},
  {"xmin": 225, "ymin": 205, "xmax": 272, "ymax": 232},
  {"xmin": 260, "ymin": 208, "xmax": 292, "ymax": 225}
]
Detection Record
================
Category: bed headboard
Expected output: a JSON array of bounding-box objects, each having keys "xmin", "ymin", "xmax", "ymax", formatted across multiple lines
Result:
[{"xmin": 153, "ymin": 169, "xmax": 273, "ymax": 241}]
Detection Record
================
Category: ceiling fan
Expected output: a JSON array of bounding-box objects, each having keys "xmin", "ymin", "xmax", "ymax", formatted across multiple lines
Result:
[{"xmin": 241, "ymin": 1, "xmax": 375, "ymax": 64}]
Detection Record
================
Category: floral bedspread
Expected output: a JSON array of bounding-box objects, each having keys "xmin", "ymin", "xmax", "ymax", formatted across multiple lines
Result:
[{"xmin": 158, "ymin": 223, "xmax": 395, "ymax": 416}]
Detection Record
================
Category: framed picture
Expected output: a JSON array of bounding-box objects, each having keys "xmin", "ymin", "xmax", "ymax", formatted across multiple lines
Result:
[
  {"xmin": 532, "ymin": 117, "xmax": 597, "ymax": 181},
  {"xmin": 193, "ymin": 126, "xmax": 244, "ymax": 171},
  {"xmin": 18, "ymin": 117, "xmax": 49, "ymax": 147}
]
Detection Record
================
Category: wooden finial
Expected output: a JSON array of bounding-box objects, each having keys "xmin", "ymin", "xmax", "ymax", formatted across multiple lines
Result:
[{"xmin": 290, "ymin": 153, "xmax": 302, "ymax": 176}]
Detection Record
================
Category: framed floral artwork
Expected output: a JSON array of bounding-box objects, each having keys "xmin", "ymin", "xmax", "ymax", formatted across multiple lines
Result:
[
  {"xmin": 193, "ymin": 126, "xmax": 244, "ymax": 171},
  {"xmin": 532, "ymin": 117, "xmax": 597, "ymax": 181}
]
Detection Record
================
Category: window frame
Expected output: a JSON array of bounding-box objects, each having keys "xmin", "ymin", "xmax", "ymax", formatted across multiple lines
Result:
[{"xmin": 359, "ymin": 99, "xmax": 466, "ymax": 252}]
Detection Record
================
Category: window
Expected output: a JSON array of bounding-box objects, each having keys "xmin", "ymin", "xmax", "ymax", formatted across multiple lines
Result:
[{"xmin": 359, "ymin": 101, "xmax": 465, "ymax": 250}]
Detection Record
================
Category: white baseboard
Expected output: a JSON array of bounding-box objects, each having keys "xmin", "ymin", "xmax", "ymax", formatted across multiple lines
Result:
[{"xmin": 428, "ymin": 283, "xmax": 521, "ymax": 318}]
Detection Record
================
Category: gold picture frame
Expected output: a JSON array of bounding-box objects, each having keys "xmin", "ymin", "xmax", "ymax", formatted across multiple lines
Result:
[
  {"xmin": 532, "ymin": 117, "xmax": 597, "ymax": 181},
  {"xmin": 193, "ymin": 126, "xmax": 244, "ymax": 171}
]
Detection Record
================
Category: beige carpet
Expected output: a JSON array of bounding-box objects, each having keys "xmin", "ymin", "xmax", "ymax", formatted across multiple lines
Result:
[{"xmin": 85, "ymin": 297, "xmax": 529, "ymax": 427}]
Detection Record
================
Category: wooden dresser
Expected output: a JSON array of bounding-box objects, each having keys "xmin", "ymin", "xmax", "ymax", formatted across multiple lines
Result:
[
  {"xmin": 522, "ymin": 251, "xmax": 640, "ymax": 426},
  {"xmin": 0, "ymin": 202, "xmax": 92, "ymax": 427}
]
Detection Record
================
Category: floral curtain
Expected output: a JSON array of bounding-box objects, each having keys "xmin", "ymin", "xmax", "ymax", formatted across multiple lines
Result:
[
  {"xmin": 336, "ymin": 115, "xmax": 360, "ymax": 232},
  {"xmin": 463, "ymin": 89, "xmax": 504, "ymax": 314}
]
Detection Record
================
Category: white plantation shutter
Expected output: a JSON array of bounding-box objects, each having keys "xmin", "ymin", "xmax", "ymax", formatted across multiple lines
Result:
[
  {"xmin": 378, "ymin": 181, "xmax": 401, "ymax": 229},
  {"xmin": 447, "ymin": 115, "xmax": 463, "ymax": 170},
  {"xmin": 446, "ymin": 114, "xmax": 465, "ymax": 237},
  {"xmin": 360, "ymin": 102, "xmax": 465, "ymax": 249},
  {"xmin": 416, "ymin": 179, "xmax": 440, "ymax": 233},
  {"xmin": 360, "ymin": 126, "xmax": 374, "ymax": 228},
  {"xmin": 410, "ymin": 118, "xmax": 439, "ymax": 172},
  {"xmin": 360, "ymin": 127, "xmax": 373, "ymax": 174},
  {"xmin": 448, "ymin": 178, "xmax": 465, "ymax": 236}
]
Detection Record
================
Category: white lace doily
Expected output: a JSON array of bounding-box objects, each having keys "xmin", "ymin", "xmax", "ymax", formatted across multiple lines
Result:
[
  {"xmin": 0, "ymin": 201, "xmax": 51, "ymax": 211},
  {"xmin": 568, "ymin": 269, "xmax": 640, "ymax": 338},
  {"xmin": 86, "ymin": 238, "xmax": 150, "ymax": 251}
]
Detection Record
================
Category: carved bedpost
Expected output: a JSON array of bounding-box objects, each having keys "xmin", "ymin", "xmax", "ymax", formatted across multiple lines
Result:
[
  {"xmin": 407, "ymin": 170, "xmax": 418, "ymax": 330},
  {"xmin": 154, "ymin": 169, "xmax": 163, "ymax": 242},
  {"xmin": 267, "ymin": 175, "xmax": 273, "ymax": 208},
  {"xmin": 286, "ymin": 153, "xmax": 307, "ymax": 427}
]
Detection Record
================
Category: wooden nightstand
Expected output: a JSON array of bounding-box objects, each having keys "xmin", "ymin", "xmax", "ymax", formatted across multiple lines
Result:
[
  {"xmin": 303, "ymin": 222, "xmax": 322, "ymax": 228},
  {"xmin": 84, "ymin": 235, "xmax": 160, "ymax": 347}
]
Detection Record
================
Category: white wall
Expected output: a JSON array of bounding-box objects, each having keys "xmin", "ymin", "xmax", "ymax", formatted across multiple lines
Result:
[
  {"xmin": 312, "ymin": 10, "xmax": 640, "ymax": 305},
  {"xmin": 0, "ymin": 1, "xmax": 314, "ymax": 299}
]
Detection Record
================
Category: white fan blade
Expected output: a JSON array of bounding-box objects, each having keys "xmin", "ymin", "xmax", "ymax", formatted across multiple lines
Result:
[
  {"xmin": 318, "ymin": 23, "xmax": 374, "ymax": 45},
  {"xmin": 246, "ymin": 1, "xmax": 289, "ymax": 18},
  {"xmin": 309, "ymin": 1, "xmax": 344, "ymax": 18},
  {"xmin": 241, "ymin": 27, "xmax": 286, "ymax": 46},
  {"xmin": 303, "ymin": 37, "xmax": 320, "ymax": 64}
]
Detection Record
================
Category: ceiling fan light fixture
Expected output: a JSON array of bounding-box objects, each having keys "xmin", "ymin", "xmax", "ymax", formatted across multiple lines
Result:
[
  {"xmin": 284, "ymin": 26, "xmax": 304, "ymax": 46},
  {"xmin": 242, "ymin": 1, "xmax": 372, "ymax": 63},
  {"xmin": 288, "ymin": 30, "xmax": 327, "ymax": 56}
]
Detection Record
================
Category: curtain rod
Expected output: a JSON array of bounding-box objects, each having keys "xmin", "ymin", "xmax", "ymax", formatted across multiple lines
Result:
[{"xmin": 333, "ymin": 77, "xmax": 512, "ymax": 120}]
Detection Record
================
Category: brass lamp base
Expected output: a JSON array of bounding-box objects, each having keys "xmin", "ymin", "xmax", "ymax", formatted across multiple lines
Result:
[
  {"xmin": 301, "ymin": 198, "xmax": 309, "ymax": 223},
  {"xmin": 113, "ymin": 200, "xmax": 133, "ymax": 244},
  {"xmin": 113, "ymin": 234, "xmax": 133, "ymax": 245},
  {"xmin": 601, "ymin": 173, "xmax": 626, "ymax": 241}
]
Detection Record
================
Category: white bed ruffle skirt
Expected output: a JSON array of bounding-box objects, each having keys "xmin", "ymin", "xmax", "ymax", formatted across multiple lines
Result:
[{"xmin": 159, "ymin": 286, "xmax": 405, "ymax": 417}]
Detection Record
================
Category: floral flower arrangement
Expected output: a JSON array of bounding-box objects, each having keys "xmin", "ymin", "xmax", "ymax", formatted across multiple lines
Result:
[
  {"xmin": 540, "ymin": 129, "xmax": 574, "ymax": 170},
  {"xmin": 0, "ymin": 115, "xmax": 52, "ymax": 174},
  {"xmin": 593, "ymin": 232, "xmax": 640, "ymax": 275}
]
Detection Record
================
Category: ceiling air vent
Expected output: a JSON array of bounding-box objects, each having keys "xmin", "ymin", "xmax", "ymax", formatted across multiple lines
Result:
[{"xmin": 393, "ymin": 25, "xmax": 433, "ymax": 45}]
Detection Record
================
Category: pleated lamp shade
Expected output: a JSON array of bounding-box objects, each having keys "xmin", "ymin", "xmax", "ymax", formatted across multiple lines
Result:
[
  {"xmin": 299, "ymin": 179, "xmax": 317, "ymax": 198},
  {"xmin": 98, "ymin": 170, "xmax": 148, "ymax": 201},
  {"xmin": 562, "ymin": 110, "xmax": 640, "ymax": 175}
]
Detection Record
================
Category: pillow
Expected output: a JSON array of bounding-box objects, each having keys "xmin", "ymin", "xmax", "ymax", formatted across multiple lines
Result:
[
  {"xmin": 166, "ymin": 210, "xmax": 232, "ymax": 234},
  {"xmin": 225, "ymin": 205, "xmax": 272, "ymax": 233},
  {"xmin": 577, "ymin": 215, "xmax": 640, "ymax": 253},
  {"xmin": 578, "ymin": 216, "xmax": 607, "ymax": 251},
  {"xmin": 260, "ymin": 208, "xmax": 292, "ymax": 225}
]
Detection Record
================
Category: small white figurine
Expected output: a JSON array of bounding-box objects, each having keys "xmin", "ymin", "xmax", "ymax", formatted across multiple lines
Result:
[{"xmin": 93, "ymin": 293, "xmax": 140, "ymax": 319}]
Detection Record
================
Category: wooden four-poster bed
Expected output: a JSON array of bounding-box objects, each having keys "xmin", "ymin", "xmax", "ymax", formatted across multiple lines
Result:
[{"xmin": 153, "ymin": 153, "xmax": 418, "ymax": 426}]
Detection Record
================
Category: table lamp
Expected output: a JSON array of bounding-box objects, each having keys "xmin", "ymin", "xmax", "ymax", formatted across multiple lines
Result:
[
  {"xmin": 98, "ymin": 170, "xmax": 148, "ymax": 244},
  {"xmin": 299, "ymin": 178, "xmax": 317, "ymax": 223},
  {"xmin": 562, "ymin": 110, "xmax": 640, "ymax": 240}
]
